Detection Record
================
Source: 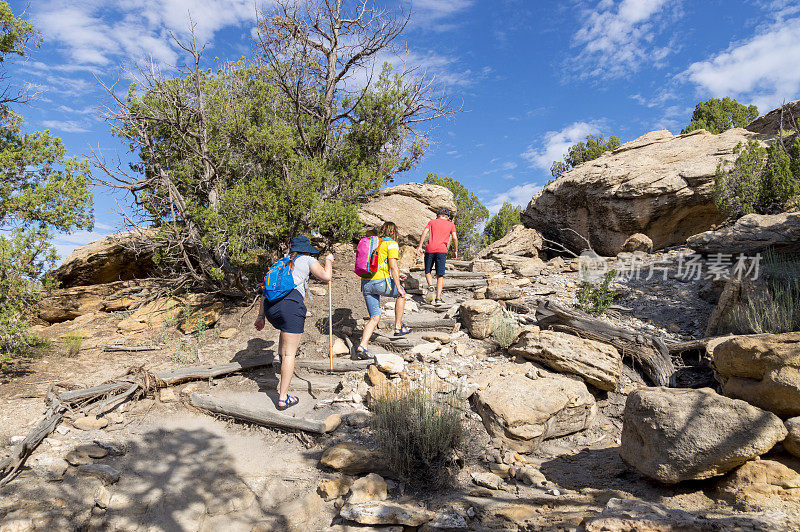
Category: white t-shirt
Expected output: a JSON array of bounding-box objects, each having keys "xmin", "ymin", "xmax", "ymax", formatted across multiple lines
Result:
[{"xmin": 290, "ymin": 254, "xmax": 318, "ymax": 297}]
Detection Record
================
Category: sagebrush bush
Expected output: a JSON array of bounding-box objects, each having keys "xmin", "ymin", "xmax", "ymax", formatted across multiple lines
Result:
[
  {"xmin": 728, "ymin": 250, "xmax": 800, "ymax": 334},
  {"xmin": 370, "ymin": 380, "xmax": 463, "ymax": 487},
  {"xmin": 576, "ymin": 269, "xmax": 617, "ymax": 315},
  {"xmin": 62, "ymin": 333, "xmax": 84, "ymax": 357},
  {"xmin": 492, "ymin": 309, "xmax": 520, "ymax": 349}
]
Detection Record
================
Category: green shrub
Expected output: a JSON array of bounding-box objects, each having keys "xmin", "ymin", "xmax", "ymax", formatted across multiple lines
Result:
[
  {"xmin": 492, "ymin": 309, "xmax": 520, "ymax": 349},
  {"xmin": 576, "ymin": 270, "xmax": 617, "ymax": 315},
  {"xmin": 61, "ymin": 333, "xmax": 85, "ymax": 357},
  {"xmin": 714, "ymin": 138, "xmax": 800, "ymax": 219},
  {"xmin": 370, "ymin": 380, "xmax": 463, "ymax": 487}
]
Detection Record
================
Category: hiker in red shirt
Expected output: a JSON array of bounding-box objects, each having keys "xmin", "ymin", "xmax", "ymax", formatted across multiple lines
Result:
[{"xmin": 416, "ymin": 208, "xmax": 458, "ymax": 305}]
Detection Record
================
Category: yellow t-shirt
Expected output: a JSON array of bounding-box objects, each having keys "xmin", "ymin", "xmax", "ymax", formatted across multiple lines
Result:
[{"xmin": 366, "ymin": 238, "xmax": 400, "ymax": 281}]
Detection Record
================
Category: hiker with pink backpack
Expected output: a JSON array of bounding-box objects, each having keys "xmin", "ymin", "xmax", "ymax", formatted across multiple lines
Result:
[
  {"xmin": 255, "ymin": 236, "xmax": 333, "ymax": 410},
  {"xmin": 353, "ymin": 222, "xmax": 409, "ymax": 359}
]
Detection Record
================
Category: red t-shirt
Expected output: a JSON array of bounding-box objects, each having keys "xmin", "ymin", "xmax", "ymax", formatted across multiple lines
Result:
[{"xmin": 425, "ymin": 218, "xmax": 456, "ymax": 253}]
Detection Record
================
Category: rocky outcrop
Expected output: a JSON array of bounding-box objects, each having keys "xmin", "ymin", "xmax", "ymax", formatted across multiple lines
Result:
[
  {"xmin": 522, "ymin": 128, "xmax": 762, "ymax": 255},
  {"xmin": 39, "ymin": 280, "xmax": 156, "ymax": 323},
  {"xmin": 116, "ymin": 294, "xmax": 225, "ymax": 334},
  {"xmin": 687, "ymin": 211, "xmax": 800, "ymax": 255},
  {"xmin": 711, "ymin": 333, "xmax": 800, "ymax": 418},
  {"xmin": 716, "ymin": 459, "xmax": 800, "ymax": 511},
  {"xmin": 459, "ymin": 299, "xmax": 502, "ymax": 339},
  {"xmin": 620, "ymin": 387, "xmax": 787, "ymax": 483},
  {"xmin": 475, "ymin": 225, "xmax": 542, "ymax": 259},
  {"xmin": 360, "ymin": 183, "xmax": 457, "ymax": 246},
  {"xmin": 340, "ymin": 501, "xmax": 434, "ymax": 527},
  {"xmin": 51, "ymin": 229, "xmax": 157, "ymax": 288},
  {"xmin": 746, "ymin": 99, "xmax": 800, "ymax": 135},
  {"xmin": 509, "ymin": 330, "xmax": 622, "ymax": 391},
  {"xmin": 470, "ymin": 364, "xmax": 597, "ymax": 453}
]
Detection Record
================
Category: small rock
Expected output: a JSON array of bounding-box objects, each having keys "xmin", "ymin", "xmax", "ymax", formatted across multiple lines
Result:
[
  {"xmin": 367, "ymin": 365, "xmax": 387, "ymax": 386},
  {"xmin": 411, "ymin": 342, "xmax": 439, "ymax": 355},
  {"xmin": 348, "ymin": 473, "xmax": 388, "ymax": 504},
  {"xmin": 340, "ymin": 501, "xmax": 435, "ymax": 527},
  {"xmin": 373, "ymin": 353, "xmax": 405, "ymax": 375},
  {"xmin": 471, "ymin": 471, "xmax": 504, "ymax": 490},
  {"xmin": 422, "ymin": 332, "xmax": 451, "ymax": 344},
  {"xmin": 421, "ymin": 511, "xmax": 468, "ymax": 531},
  {"xmin": 345, "ymin": 410, "xmax": 372, "ymax": 428},
  {"xmin": 218, "ymin": 327, "xmax": 238, "ymax": 339},
  {"xmin": 159, "ymin": 388, "xmax": 178, "ymax": 402},
  {"xmin": 435, "ymin": 367, "xmax": 449, "ymax": 380},
  {"xmin": 318, "ymin": 477, "xmax": 353, "ymax": 502},
  {"xmin": 785, "ymin": 417, "xmax": 800, "ymax": 458},
  {"xmin": 72, "ymin": 416, "xmax": 109, "ymax": 431},
  {"xmin": 489, "ymin": 463, "xmax": 512, "ymax": 479},
  {"xmin": 78, "ymin": 464, "xmax": 121, "ymax": 484},
  {"xmin": 93, "ymin": 441, "xmax": 126, "ymax": 456},
  {"xmin": 9, "ymin": 435, "xmax": 24, "ymax": 444},
  {"xmin": 65, "ymin": 450, "xmax": 93, "ymax": 466},
  {"xmin": 547, "ymin": 488, "xmax": 561, "ymax": 496},
  {"xmin": 331, "ymin": 337, "xmax": 350, "ymax": 357},
  {"xmin": 516, "ymin": 466, "xmax": 546, "ymax": 486},
  {"xmin": 309, "ymin": 286, "xmax": 328, "ymax": 297},
  {"xmin": 320, "ymin": 442, "xmax": 382, "ymax": 475}
]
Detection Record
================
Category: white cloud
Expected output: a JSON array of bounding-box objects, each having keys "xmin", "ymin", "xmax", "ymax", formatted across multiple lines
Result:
[
  {"xmin": 52, "ymin": 229, "xmax": 113, "ymax": 261},
  {"xmin": 521, "ymin": 121, "xmax": 601, "ymax": 171},
  {"xmin": 32, "ymin": 1, "xmax": 266, "ymax": 68},
  {"xmin": 684, "ymin": 16, "xmax": 800, "ymax": 112},
  {"xmin": 410, "ymin": 0, "xmax": 474, "ymax": 31},
  {"xmin": 485, "ymin": 182, "xmax": 541, "ymax": 214},
  {"xmin": 570, "ymin": 0, "xmax": 676, "ymax": 79},
  {"xmin": 42, "ymin": 120, "xmax": 91, "ymax": 133}
]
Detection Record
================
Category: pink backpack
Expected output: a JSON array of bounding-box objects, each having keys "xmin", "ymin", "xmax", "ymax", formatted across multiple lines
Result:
[{"xmin": 354, "ymin": 236, "xmax": 383, "ymax": 277}]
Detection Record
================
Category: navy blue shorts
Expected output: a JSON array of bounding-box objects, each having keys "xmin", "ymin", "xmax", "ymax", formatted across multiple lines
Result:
[
  {"xmin": 264, "ymin": 289, "xmax": 306, "ymax": 334},
  {"xmin": 424, "ymin": 252, "xmax": 447, "ymax": 277}
]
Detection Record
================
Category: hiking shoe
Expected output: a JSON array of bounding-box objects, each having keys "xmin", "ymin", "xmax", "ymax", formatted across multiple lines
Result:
[
  {"xmin": 425, "ymin": 286, "xmax": 435, "ymax": 303},
  {"xmin": 434, "ymin": 298, "xmax": 445, "ymax": 305}
]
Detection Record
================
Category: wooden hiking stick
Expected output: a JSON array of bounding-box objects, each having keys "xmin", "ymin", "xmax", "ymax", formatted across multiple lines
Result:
[{"xmin": 328, "ymin": 279, "xmax": 333, "ymax": 372}]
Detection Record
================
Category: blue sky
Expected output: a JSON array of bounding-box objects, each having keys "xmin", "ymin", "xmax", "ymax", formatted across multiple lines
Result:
[{"xmin": 9, "ymin": 0, "xmax": 800, "ymax": 260}]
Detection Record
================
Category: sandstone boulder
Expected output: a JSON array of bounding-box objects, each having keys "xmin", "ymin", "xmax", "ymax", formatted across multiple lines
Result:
[
  {"xmin": 620, "ymin": 387, "xmax": 787, "ymax": 483},
  {"xmin": 320, "ymin": 442, "xmax": 382, "ymax": 475},
  {"xmin": 51, "ymin": 229, "xmax": 157, "ymax": 288},
  {"xmin": 459, "ymin": 299, "xmax": 502, "ymax": 339},
  {"xmin": 522, "ymin": 128, "xmax": 761, "ymax": 255},
  {"xmin": 509, "ymin": 330, "xmax": 621, "ymax": 391},
  {"xmin": 621, "ymin": 233, "xmax": 653, "ymax": 253},
  {"xmin": 373, "ymin": 353, "xmax": 405, "ymax": 375},
  {"xmin": 475, "ymin": 225, "xmax": 543, "ymax": 259},
  {"xmin": 39, "ymin": 280, "xmax": 154, "ymax": 323},
  {"xmin": 117, "ymin": 294, "xmax": 225, "ymax": 333},
  {"xmin": 470, "ymin": 364, "xmax": 597, "ymax": 453},
  {"xmin": 711, "ymin": 332, "xmax": 800, "ymax": 418},
  {"xmin": 340, "ymin": 501, "xmax": 435, "ymax": 526},
  {"xmin": 687, "ymin": 211, "xmax": 800, "ymax": 255},
  {"xmin": 484, "ymin": 279, "xmax": 522, "ymax": 301},
  {"xmin": 348, "ymin": 473, "xmax": 388, "ymax": 504},
  {"xmin": 492, "ymin": 255, "xmax": 545, "ymax": 277},
  {"xmin": 472, "ymin": 259, "xmax": 503, "ymax": 274},
  {"xmin": 746, "ymin": 99, "xmax": 800, "ymax": 135},
  {"xmin": 360, "ymin": 183, "xmax": 456, "ymax": 246},
  {"xmin": 716, "ymin": 459, "xmax": 800, "ymax": 511},
  {"xmin": 785, "ymin": 417, "xmax": 800, "ymax": 458}
]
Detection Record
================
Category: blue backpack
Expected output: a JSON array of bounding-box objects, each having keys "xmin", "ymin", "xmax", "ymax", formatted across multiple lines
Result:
[{"xmin": 263, "ymin": 257, "xmax": 297, "ymax": 303}]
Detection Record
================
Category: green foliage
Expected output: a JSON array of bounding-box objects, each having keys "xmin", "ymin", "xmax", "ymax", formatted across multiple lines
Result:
[
  {"xmin": 117, "ymin": 61, "xmax": 429, "ymax": 287},
  {"xmin": 370, "ymin": 380, "xmax": 463, "ymax": 487},
  {"xmin": 550, "ymin": 133, "xmax": 620, "ymax": 179},
  {"xmin": 492, "ymin": 309, "xmax": 520, "ymax": 349},
  {"xmin": 576, "ymin": 270, "xmax": 617, "ymax": 315},
  {"xmin": 0, "ymin": 5, "xmax": 93, "ymax": 366},
  {"xmin": 682, "ymin": 97, "xmax": 759, "ymax": 135},
  {"xmin": 483, "ymin": 202, "xmax": 522, "ymax": 243},
  {"xmin": 728, "ymin": 250, "xmax": 800, "ymax": 334},
  {"xmin": 424, "ymin": 173, "xmax": 488, "ymax": 258},
  {"xmin": 714, "ymin": 138, "xmax": 800, "ymax": 219}
]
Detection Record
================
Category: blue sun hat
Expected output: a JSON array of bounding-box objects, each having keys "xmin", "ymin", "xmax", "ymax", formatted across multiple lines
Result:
[
  {"xmin": 437, "ymin": 207, "xmax": 451, "ymax": 217},
  {"xmin": 289, "ymin": 236, "xmax": 318, "ymax": 254}
]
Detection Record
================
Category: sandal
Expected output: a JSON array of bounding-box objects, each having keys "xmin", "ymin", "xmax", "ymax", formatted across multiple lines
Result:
[
  {"xmin": 273, "ymin": 354, "xmax": 282, "ymax": 365},
  {"xmin": 277, "ymin": 394, "xmax": 299, "ymax": 410},
  {"xmin": 354, "ymin": 345, "xmax": 374, "ymax": 360},
  {"xmin": 394, "ymin": 325, "xmax": 411, "ymax": 336}
]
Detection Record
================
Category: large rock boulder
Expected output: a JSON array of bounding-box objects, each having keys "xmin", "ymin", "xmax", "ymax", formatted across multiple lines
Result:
[
  {"xmin": 711, "ymin": 333, "xmax": 800, "ymax": 418},
  {"xmin": 716, "ymin": 459, "xmax": 800, "ymax": 511},
  {"xmin": 509, "ymin": 330, "xmax": 622, "ymax": 391},
  {"xmin": 620, "ymin": 387, "xmax": 787, "ymax": 483},
  {"xmin": 522, "ymin": 128, "xmax": 761, "ymax": 255},
  {"xmin": 39, "ymin": 280, "xmax": 155, "ymax": 323},
  {"xmin": 746, "ymin": 99, "xmax": 800, "ymax": 135},
  {"xmin": 475, "ymin": 225, "xmax": 543, "ymax": 259},
  {"xmin": 687, "ymin": 211, "xmax": 800, "ymax": 255},
  {"xmin": 459, "ymin": 299, "xmax": 502, "ymax": 339},
  {"xmin": 51, "ymin": 229, "xmax": 156, "ymax": 288},
  {"xmin": 359, "ymin": 183, "xmax": 456, "ymax": 246},
  {"xmin": 470, "ymin": 364, "xmax": 597, "ymax": 453}
]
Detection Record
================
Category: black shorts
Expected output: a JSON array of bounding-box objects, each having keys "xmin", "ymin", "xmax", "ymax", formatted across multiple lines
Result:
[
  {"xmin": 264, "ymin": 289, "xmax": 306, "ymax": 334},
  {"xmin": 424, "ymin": 252, "xmax": 447, "ymax": 277}
]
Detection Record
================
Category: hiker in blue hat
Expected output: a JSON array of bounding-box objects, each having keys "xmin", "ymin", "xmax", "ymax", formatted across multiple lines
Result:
[{"xmin": 255, "ymin": 236, "xmax": 333, "ymax": 410}]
